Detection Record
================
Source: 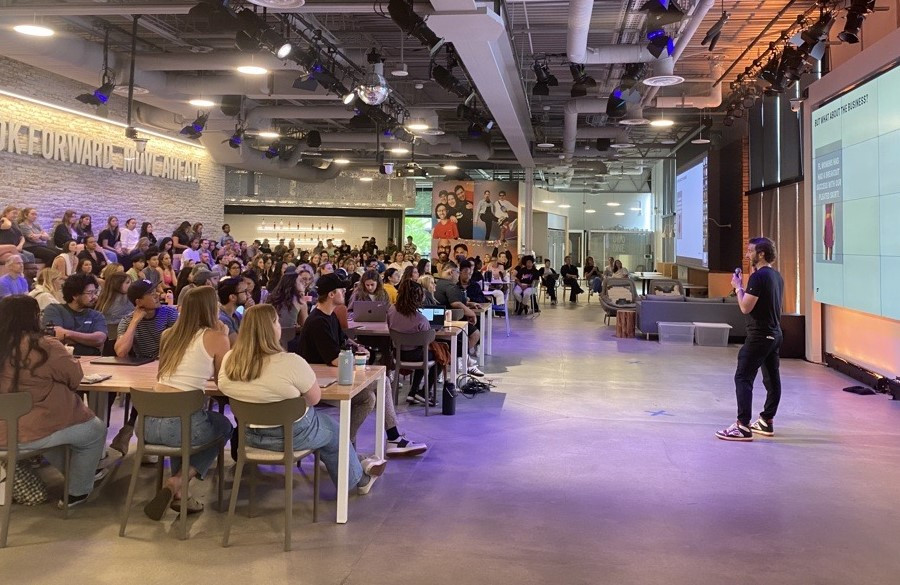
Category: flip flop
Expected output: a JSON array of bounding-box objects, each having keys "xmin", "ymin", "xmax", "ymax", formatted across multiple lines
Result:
[{"xmin": 144, "ymin": 487, "xmax": 174, "ymax": 521}]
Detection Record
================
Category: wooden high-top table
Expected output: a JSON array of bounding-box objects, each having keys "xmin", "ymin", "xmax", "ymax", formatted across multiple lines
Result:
[{"xmin": 78, "ymin": 358, "xmax": 386, "ymax": 524}]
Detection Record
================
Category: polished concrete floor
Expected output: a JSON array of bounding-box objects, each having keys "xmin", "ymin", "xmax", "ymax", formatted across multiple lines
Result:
[{"xmin": 4, "ymin": 302, "xmax": 900, "ymax": 584}]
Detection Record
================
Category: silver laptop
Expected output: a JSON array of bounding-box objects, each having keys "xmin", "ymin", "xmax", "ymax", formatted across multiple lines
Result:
[{"xmin": 353, "ymin": 301, "xmax": 389, "ymax": 322}]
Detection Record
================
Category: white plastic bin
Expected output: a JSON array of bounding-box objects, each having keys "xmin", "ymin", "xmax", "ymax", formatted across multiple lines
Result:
[
  {"xmin": 692, "ymin": 322, "xmax": 733, "ymax": 347},
  {"xmin": 657, "ymin": 322, "xmax": 695, "ymax": 345}
]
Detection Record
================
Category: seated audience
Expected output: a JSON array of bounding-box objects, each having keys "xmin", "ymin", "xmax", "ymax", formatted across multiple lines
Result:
[
  {"xmin": 611, "ymin": 259, "xmax": 629, "ymax": 278},
  {"xmin": 53, "ymin": 210, "xmax": 79, "ymax": 249},
  {"xmin": 41, "ymin": 273, "xmax": 107, "ymax": 356},
  {"xmin": 176, "ymin": 265, "xmax": 214, "ymax": 305},
  {"xmin": 97, "ymin": 216, "xmax": 123, "ymax": 263},
  {"xmin": 19, "ymin": 207, "xmax": 61, "ymax": 264},
  {"xmin": 297, "ymin": 274, "xmax": 426, "ymax": 456},
  {"xmin": 382, "ymin": 267, "xmax": 400, "ymax": 303},
  {"xmin": 159, "ymin": 253, "xmax": 177, "ymax": 290},
  {"xmin": 460, "ymin": 260, "xmax": 489, "ymax": 305},
  {"xmin": 583, "ymin": 256, "xmax": 602, "ymax": 293},
  {"xmin": 0, "ymin": 295, "xmax": 108, "ymax": 509},
  {"xmin": 267, "ymin": 271, "xmax": 309, "ymax": 330},
  {"xmin": 53, "ymin": 240, "xmax": 80, "ymax": 276},
  {"xmin": 95, "ymin": 272, "xmax": 133, "ymax": 329},
  {"xmin": 140, "ymin": 222, "xmax": 157, "ymax": 246},
  {"xmin": 126, "ymin": 254, "xmax": 146, "ymax": 283},
  {"xmin": 602, "ymin": 256, "xmax": 616, "ymax": 278},
  {"xmin": 217, "ymin": 277, "xmax": 247, "ymax": 345},
  {"xmin": 388, "ymin": 251, "xmax": 412, "ymax": 272},
  {"xmin": 120, "ymin": 218, "xmax": 140, "ymax": 254},
  {"xmin": 182, "ymin": 239, "xmax": 202, "ymax": 265},
  {"xmin": 171, "ymin": 221, "xmax": 192, "ymax": 253},
  {"xmin": 75, "ymin": 214, "xmax": 93, "ymax": 244},
  {"xmin": 539, "ymin": 259, "xmax": 559, "ymax": 305},
  {"xmin": 388, "ymin": 280, "xmax": 441, "ymax": 406},
  {"xmin": 400, "ymin": 264, "xmax": 419, "ymax": 285},
  {"xmin": 77, "ymin": 236, "xmax": 108, "ymax": 276},
  {"xmin": 512, "ymin": 255, "xmax": 540, "ymax": 315},
  {"xmin": 417, "ymin": 274, "xmax": 439, "ymax": 306},
  {"xmin": 560, "ymin": 255, "xmax": 583, "ymax": 303},
  {"xmin": 0, "ymin": 254, "xmax": 28, "ymax": 298},
  {"xmin": 142, "ymin": 253, "xmax": 161, "ymax": 286},
  {"xmin": 347, "ymin": 269, "xmax": 389, "ymax": 312},
  {"xmin": 434, "ymin": 261, "xmax": 483, "ymax": 376},
  {"xmin": 141, "ymin": 286, "xmax": 233, "ymax": 520},
  {"xmin": 219, "ymin": 304, "xmax": 386, "ymax": 494},
  {"xmin": 1, "ymin": 206, "xmax": 37, "ymax": 265},
  {"xmin": 29, "ymin": 267, "xmax": 65, "ymax": 311}
]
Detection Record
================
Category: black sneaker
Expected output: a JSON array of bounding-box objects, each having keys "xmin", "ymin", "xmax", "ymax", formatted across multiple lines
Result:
[
  {"xmin": 750, "ymin": 418, "xmax": 774, "ymax": 437},
  {"xmin": 57, "ymin": 493, "xmax": 89, "ymax": 510},
  {"xmin": 386, "ymin": 436, "xmax": 428, "ymax": 456},
  {"xmin": 715, "ymin": 422, "xmax": 753, "ymax": 441}
]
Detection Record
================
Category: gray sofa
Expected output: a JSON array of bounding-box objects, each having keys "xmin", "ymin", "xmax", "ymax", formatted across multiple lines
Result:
[{"xmin": 635, "ymin": 296, "xmax": 747, "ymax": 340}]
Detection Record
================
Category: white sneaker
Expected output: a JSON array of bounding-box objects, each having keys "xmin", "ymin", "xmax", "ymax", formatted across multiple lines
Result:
[
  {"xmin": 386, "ymin": 436, "xmax": 428, "ymax": 456},
  {"xmin": 467, "ymin": 364, "xmax": 485, "ymax": 377}
]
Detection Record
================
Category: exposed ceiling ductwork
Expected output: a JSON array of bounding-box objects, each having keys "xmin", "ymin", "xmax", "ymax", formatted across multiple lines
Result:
[
  {"xmin": 245, "ymin": 106, "xmax": 356, "ymax": 129},
  {"xmin": 201, "ymin": 134, "xmax": 343, "ymax": 183}
]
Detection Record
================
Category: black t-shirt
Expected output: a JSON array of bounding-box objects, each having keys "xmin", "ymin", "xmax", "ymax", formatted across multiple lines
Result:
[
  {"xmin": 745, "ymin": 266, "xmax": 784, "ymax": 336},
  {"xmin": 517, "ymin": 267, "xmax": 540, "ymax": 287},
  {"xmin": 98, "ymin": 228, "xmax": 120, "ymax": 248},
  {"xmin": 297, "ymin": 307, "xmax": 345, "ymax": 365},
  {"xmin": 560, "ymin": 264, "xmax": 579, "ymax": 279}
]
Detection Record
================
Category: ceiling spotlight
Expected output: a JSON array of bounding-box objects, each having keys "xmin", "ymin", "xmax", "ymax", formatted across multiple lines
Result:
[
  {"xmin": 650, "ymin": 116, "xmax": 674, "ymax": 128},
  {"xmin": 569, "ymin": 63, "xmax": 597, "ymax": 97},
  {"xmin": 468, "ymin": 122, "xmax": 484, "ymax": 137},
  {"xmin": 431, "ymin": 64, "xmax": 471, "ymax": 98},
  {"xmin": 306, "ymin": 130, "xmax": 322, "ymax": 148},
  {"xmin": 442, "ymin": 164, "xmax": 459, "ymax": 171},
  {"xmin": 606, "ymin": 202, "xmax": 621, "ymax": 207},
  {"xmin": 838, "ymin": 0, "xmax": 876, "ymax": 44},
  {"xmin": 226, "ymin": 127, "xmax": 244, "ymax": 149},
  {"xmin": 585, "ymin": 209, "xmax": 597, "ymax": 214},
  {"xmin": 391, "ymin": 63, "xmax": 409, "ymax": 77},
  {"xmin": 237, "ymin": 65, "xmax": 268, "ymax": 75},
  {"xmin": 640, "ymin": 0, "xmax": 685, "ymax": 28},
  {"xmin": 723, "ymin": 116, "xmax": 734, "ymax": 127},
  {"xmin": 342, "ymin": 91, "xmax": 357, "ymax": 105},
  {"xmin": 356, "ymin": 48, "xmax": 391, "ymax": 106},
  {"xmin": 180, "ymin": 111, "xmax": 209, "ymax": 139},
  {"xmin": 189, "ymin": 98, "xmax": 216, "ymax": 108},
  {"xmin": 256, "ymin": 131, "xmax": 280, "ymax": 139},
  {"xmin": 406, "ymin": 120, "xmax": 430, "ymax": 131},
  {"xmin": 537, "ymin": 142, "xmax": 555, "ymax": 148},
  {"xmin": 646, "ymin": 29, "xmax": 675, "ymax": 59},
  {"xmin": 701, "ymin": 10, "xmax": 730, "ymax": 51},
  {"xmin": 276, "ymin": 42, "xmax": 293, "ymax": 59},
  {"xmin": 76, "ymin": 79, "xmax": 116, "ymax": 106},
  {"xmin": 533, "ymin": 59, "xmax": 559, "ymax": 97},
  {"xmin": 390, "ymin": 147, "xmax": 410, "ymax": 154},
  {"xmin": 387, "ymin": 0, "xmax": 443, "ymax": 51},
  {"xmin": 614, "ymin": 212, "xmax": 626, "ymax": 216},
  {"xmin": 13, "ymin": 24, "xmax": 54, "ymax": 37},
  {"xmin": 359, "ymin": 176, "xmax": 374, "ymax": 182},
  {"xmin": 607, "ymin": 89, "xmax": 628, "ymax": 119},
  {"xmin": 264, "ymin": 143, "xmax": 281, "ymax": 159},
  {"xmin": 793, "ymin": 11, "xmax": 835, "ymax": 60},
  {"xmin": 333, "ymin": 158, "xmax": 350, "ymax": 164}
]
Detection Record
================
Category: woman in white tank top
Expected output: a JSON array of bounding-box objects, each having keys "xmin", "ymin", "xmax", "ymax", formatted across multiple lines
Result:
[{"xmin": 141, "ymin": 286, "xmax": 233, "ymax": 521}]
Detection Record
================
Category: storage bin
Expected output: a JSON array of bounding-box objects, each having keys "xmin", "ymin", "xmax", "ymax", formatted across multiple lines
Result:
[
  {"xmin": 692, "ymin": 322, "xmax": 732, "ymax": 347},
  {"xmin": 657, "ymin": 321, "xmax": 695, "ymax": 345}
]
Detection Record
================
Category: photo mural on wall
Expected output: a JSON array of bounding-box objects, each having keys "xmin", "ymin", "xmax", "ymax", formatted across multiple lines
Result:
[{"xmin": 431, "ymin": 181, "xmax": 519, "ymax": 268}]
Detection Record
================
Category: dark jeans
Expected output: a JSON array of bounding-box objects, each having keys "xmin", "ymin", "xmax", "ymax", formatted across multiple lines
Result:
[
  {"xmin": 734, "ymin": 333, "xmax": 783, "ymax": 426},
  {"xmin": 542, "ymin": 275, "xmax": 558, "ymax": 301},
  {"xmin": 400, "ymin": 348, "xmax": 438, "ymax": 397},
  {"xmin": 563, "ymin": 276, "xmax": 583, "ymax": 301}
]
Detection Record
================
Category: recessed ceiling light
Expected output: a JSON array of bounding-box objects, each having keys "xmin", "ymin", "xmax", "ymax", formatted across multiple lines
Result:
[
  {"xmin": 606, "ymin": 202, "xmax": 621, "ymax": 207},
  {"xmin": 189, "ymin": 98, "xmax": 216, "ymax": 107},
  {"xmin": 237, "ymin": 65, "xmax": 268, "ymax": 75},
  {"xmin": 442, "ymin": 164, "xmax": 458, "ymax": 171},
  {"xmin": 256, "ymin": 131, "xmax": 280, "ymax": 139},
  {"xmin": 650, "ymin": 118, "xmax": 674, "ymax": 128},
  {"xmin": 14, "ymin": 24, "xmax": 54, "ymax": 37},
  {"xmin": 390, "ymin": 147, "xmax": 410, "ymax": 154},
  {"xmin": 691, "ymin": 137, "xmax": 711, "ymax": 145},
  {"xmin": 660, "ymin": 138, "xmax": 678, "ymax": 144},
  {"xmin": 630, "ymin": 207, "xmax": 642, "ymax": 211},
  {"xmin": 585, "ymin": 209, "xmax": 596, "ymax": 213},
  {"xmin": 113, "ymin": 85, "xmax": 150, "ymax": 96},
  {"xmin": 558, "ymin": 204, "xmax": 571, "ymax": 209},
  {"xmin": 611, "ymin": 142, "xmax": 635, "ymax": 149},
  {"xmin": 614, "ymin": 212, "xmax": 625, "ymax": 216},
  {"xmin": 406, "ymin": 122, "xmax": 429, "ymax": 131},
  {"xmin": 333, "ymin": 158, "xmax": 350, "ymax": 164},
  {"xmin": 537, "ymin": 142, "xmax": 555, "ymax": 148},
  {"xmin": 391, "ymin": 63, "xmax": 409, "ymax": 77},
  {"xmin": 359, "ymin": 177, "xmax": 374, "ymax": 182},
  {"xmin": 541, "ymin": 199, "xmax": 556, "ymax": 204}
]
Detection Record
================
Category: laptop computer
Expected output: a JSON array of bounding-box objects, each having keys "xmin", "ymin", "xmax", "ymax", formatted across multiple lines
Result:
[
  {"xmin": 418, "ymin": 306, "xmax": 447, "ymax": 330},
  {"xmin": 90, "ymin": 355, "xmax": 155, "ymax": 366},
  {"xmin": 353, "ymin": 301, "xmax": 389, "ymax": 322}
]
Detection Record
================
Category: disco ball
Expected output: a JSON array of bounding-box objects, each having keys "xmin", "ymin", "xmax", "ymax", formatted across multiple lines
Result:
[{"xmin": 356, "ymin": 71, "xmax": 390, "ymax": 105}]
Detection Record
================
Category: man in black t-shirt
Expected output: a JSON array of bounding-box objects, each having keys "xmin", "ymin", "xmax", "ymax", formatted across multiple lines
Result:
[
  {"xmin": 560, "ymin": 255, "xmax": 583, "ymax": 303},
  {"xmin": 716, "ymin": 237, "xmax": 785, "ymax": 442},
  {"xmin": 513, "ymin": 256, "xmax": 541, "ymax": 315},
  {"xmin": 298, "ymin": 274, "xmax": 426, "ymax": 456}
]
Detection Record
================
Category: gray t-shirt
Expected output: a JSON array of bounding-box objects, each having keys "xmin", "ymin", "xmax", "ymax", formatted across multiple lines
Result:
[{"xmin": 434, "ymin": 277, "xmax": 467, "ymax": 307}]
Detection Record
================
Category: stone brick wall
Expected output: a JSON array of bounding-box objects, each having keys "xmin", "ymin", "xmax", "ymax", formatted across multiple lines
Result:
[{"xmin": 0, "ymin": 56, "xmax": 224, "ymax": 240}]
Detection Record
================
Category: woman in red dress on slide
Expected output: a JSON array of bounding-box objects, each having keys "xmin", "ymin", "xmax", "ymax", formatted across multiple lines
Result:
[
  {"xmin": 823, "ymin": 203, "xmax": 834, "ymax": 261},
  {"xmin": 433, "ymin": 204, "xmax": 459, "ymax": 239}
]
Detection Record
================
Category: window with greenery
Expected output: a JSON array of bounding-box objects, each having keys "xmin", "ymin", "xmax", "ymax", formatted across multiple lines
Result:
[{"xmin": 404, "ymin": 186, "xmax": 433, "ymax": 257}]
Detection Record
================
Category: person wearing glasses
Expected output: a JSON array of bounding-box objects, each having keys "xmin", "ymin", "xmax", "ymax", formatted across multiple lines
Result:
[
  {"xmin": 217, "ymin": 277, "xmax": 248, "ymax": 345},
  {"xmin": 41, "ymin": 272, "xmax": 108, "ymax": 356}
]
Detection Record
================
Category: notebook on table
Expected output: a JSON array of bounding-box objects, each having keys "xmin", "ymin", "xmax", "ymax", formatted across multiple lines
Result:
[
  {"xmin": 352, "ymin": 301, "xmax": 389, "ymax": 322},
  {"xmin": 90, "ymin": 356, "xmax": 155, "ymax": 366},
  {"xmin": 418, "ymin": 306, "xmax": 448, "ymax": 330}
]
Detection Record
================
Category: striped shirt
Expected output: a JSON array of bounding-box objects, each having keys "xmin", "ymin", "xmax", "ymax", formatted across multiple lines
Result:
[{"xmin": 117, "ymin": 305, "xmax": 179, "ymax": 359}]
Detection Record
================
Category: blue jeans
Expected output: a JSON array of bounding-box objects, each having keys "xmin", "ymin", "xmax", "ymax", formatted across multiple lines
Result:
[
  {"xmin": 143, "ymin": 410, "xmax": 233, "ymax": 479},
  {"xmin": 19, "ymin": 417, "xmax": 106, "ymax": 497},
  {"xmin": 591, "ymin": 276, "xmax": 602, "ymax": 293},
  {"xmin": 245, "ymin": 406, "xmax": 364, "ymax": 490}
]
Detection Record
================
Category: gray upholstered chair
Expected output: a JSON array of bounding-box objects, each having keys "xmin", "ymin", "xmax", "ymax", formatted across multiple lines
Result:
[{"xmin": 599, "ymin": 278, "xmax": 638, "ymax": 325}]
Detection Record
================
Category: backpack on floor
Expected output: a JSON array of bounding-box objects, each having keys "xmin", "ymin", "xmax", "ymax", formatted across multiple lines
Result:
[{"xmin": 0, "ymin": 459, "xmax": 49, "ymax": 506}]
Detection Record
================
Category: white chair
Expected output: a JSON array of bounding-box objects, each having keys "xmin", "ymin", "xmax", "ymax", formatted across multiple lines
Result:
[{"xmin": 491, "ymin": 283, "xmax": 511, "ymax": 337}]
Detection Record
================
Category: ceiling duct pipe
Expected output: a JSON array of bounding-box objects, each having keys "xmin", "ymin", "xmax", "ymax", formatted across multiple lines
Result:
[
  {"xmin": 245, "ymin": 106, "xmax": 356, "ymax": 129},
  {"xmin": 653, "ymin": 81, "xmax": 723, "ymax": 109},
  {"xmin": 566, "ymin": 0, "xmax": 595, "ymax": 64}
]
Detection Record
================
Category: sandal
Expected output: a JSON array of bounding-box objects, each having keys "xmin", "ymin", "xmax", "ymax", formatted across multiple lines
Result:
[
  {"xmin": 169, "ymin": 496, "xmax": 204, "ymax": 514},
  {"xmin": 144, "ymin": 487, "xmax": 174, "ymax": 521}
]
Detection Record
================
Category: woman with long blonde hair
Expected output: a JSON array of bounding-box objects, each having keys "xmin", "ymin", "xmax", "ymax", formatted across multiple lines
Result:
[
  {"xmin": 141, "ymin": 286, "xmax": 233, "ymax": 521},
  {"xmin": 218, "ymin": 304, "xmax": 384, "ymax": 493},
  {"xmin": 29, "ymin": 267, "xmax": 65, "ymax": 311}
]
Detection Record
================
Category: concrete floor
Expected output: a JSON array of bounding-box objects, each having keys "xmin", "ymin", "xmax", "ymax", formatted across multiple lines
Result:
[{"xmin": 4, "ymin": 303, "xmax": 900, "ymax": 584}]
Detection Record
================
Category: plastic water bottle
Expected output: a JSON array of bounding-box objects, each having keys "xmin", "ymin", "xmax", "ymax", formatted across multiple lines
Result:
[
  {"xmin": 444, "ymin": 309, "xmax": 452, "ymax": 328},
  {"xmin": 338, "ymin": 349, "xmax": 354, "ymax": 385}
]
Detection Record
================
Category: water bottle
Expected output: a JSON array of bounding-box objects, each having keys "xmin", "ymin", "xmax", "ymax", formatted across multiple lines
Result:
[
  {"xmin": 442, "ymin": 382, "xmax": 456, "ymax": 416},
  {"xmin": 337, "ymin": 349, "xmax": 354, "ymax": 385},
  {"xmin": 444, "ymin": 309, "xmax": 452, "ymax": 328}
]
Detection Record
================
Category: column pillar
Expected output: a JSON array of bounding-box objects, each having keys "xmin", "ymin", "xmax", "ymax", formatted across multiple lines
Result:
[{"xmin": 523, "ymin": 167, "xmax": 534, "ymax": 255}]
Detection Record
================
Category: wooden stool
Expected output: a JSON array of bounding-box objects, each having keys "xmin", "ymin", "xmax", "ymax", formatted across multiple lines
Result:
[{"xmin": 616, "ymin": 309, "xmax": 636, "ymax": 338}]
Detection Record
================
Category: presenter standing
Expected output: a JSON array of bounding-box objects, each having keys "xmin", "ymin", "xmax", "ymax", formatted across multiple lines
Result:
[{"xmin": 716, "ymin": 237, "xmax": 784, "ymax": 442}]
